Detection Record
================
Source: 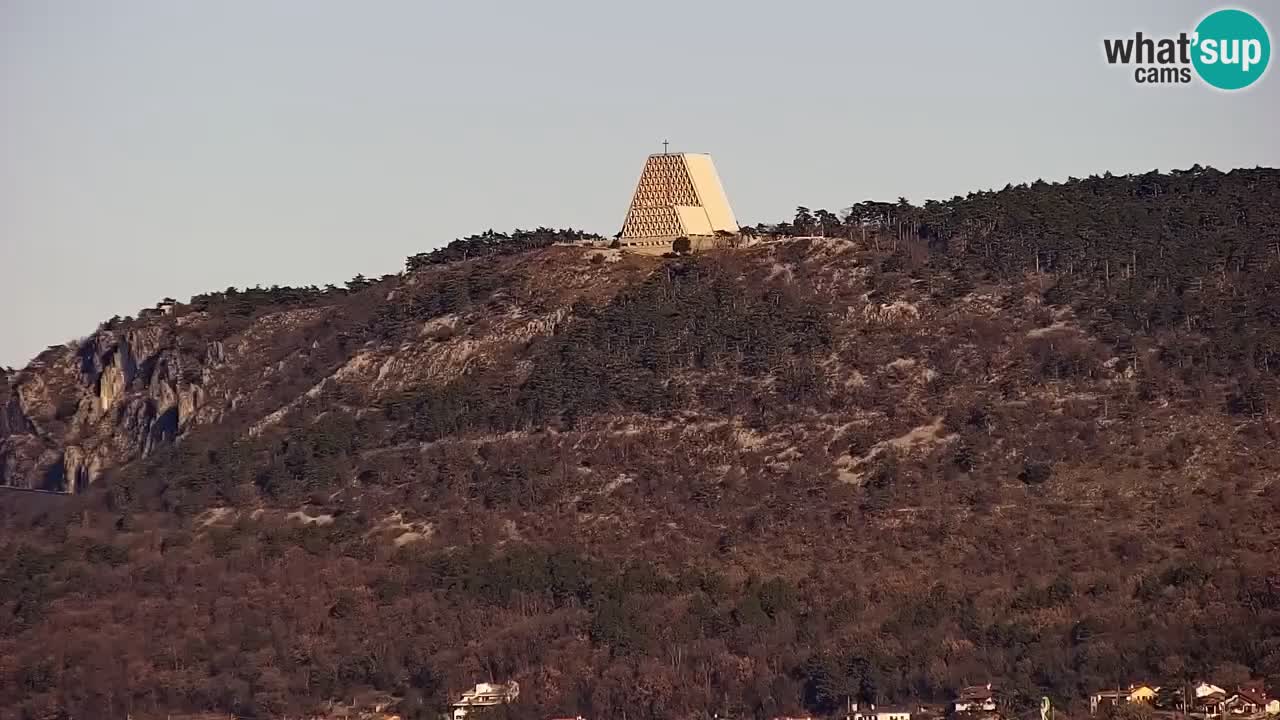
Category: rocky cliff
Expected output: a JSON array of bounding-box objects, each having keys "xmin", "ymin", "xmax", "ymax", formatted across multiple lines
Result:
[
  {"xmin": 1, "ymin": 323, "xmax": 211, "ymax": 491},
  {"xmin": 0, "ymin": 246, "xmax": 644, "ymax": 494}
]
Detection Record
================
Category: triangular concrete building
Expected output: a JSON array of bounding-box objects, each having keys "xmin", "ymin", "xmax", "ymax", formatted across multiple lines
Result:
[{"xmin": 619, "ymin": 152, "xmax": 738, "ymax": 252}]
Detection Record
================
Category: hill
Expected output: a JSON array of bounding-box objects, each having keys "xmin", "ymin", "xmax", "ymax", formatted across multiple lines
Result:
[{"xmin": 1, "ymin": 168, "xmax": 1279, "ymax": 720}]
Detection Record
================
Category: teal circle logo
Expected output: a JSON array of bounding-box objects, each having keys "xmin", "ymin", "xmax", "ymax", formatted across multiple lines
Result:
[{"xmin": 1192, "ymin": 9, "xmax": 1270, "ymax": 90}]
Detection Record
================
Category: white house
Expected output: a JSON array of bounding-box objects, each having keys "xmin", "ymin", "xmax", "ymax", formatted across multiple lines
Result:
[
  {"xmin": 954, "ymin": 684, "xmax": 998, "ymax": 713},
  {"xmin": 1196, "ymin": 683, "xmax": 1227, "ymax": 698},
  {"xmin": 452, "ymin": 681, "xmax": 520, "ymax": 720}
]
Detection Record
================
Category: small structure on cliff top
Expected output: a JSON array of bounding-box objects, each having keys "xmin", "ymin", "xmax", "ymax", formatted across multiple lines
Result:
[{"xmin": 618, "ymin": 144, "xmax": 739, "ymax": 255}]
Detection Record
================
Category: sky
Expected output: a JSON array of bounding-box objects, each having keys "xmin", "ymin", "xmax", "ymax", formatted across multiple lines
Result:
[{"xmin": 2, "ymin": 0, "xmax": 1278, "ymax": 368}]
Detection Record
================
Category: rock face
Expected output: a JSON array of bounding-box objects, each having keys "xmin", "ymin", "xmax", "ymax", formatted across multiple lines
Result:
[
  {"xmin": 0, "ymin": 323, "xmax": 223, "ymax": 491},
  {"xmin": 0, "ymin": 248, "xmax": 646, "ymax": 492}
]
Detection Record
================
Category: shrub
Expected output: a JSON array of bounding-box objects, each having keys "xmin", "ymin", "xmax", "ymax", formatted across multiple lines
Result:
[{"xmin": 1018, "ymin": 460, "xmax": 1052, "ymax": 485}]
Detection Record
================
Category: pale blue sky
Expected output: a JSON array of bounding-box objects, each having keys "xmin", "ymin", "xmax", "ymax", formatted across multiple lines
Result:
[{"xmin": 2, "ymin": 0, "xmax": 1277, "ymax": 368}]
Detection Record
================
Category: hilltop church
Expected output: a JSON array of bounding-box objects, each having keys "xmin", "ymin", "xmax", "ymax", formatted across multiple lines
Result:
[{"xmin": 618, "ymin": 150, "xmax": 739, "ymax": 254}]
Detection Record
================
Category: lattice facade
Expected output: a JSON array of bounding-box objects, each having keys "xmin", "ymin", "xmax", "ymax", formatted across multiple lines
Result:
[{"xmin": 619, "ymin": 153, "xmax": 738, "ymax": 243}]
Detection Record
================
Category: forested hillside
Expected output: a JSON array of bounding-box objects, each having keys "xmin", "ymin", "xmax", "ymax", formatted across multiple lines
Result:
[{"xmin": 1, "ymin": 167, "xmax": 1279, "ymax": 720}]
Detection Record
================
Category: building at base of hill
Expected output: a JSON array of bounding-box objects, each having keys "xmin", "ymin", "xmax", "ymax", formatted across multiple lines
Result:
[{"xmin": 451, "ymin": 681, "xmax": 520, "ymax": 720}]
